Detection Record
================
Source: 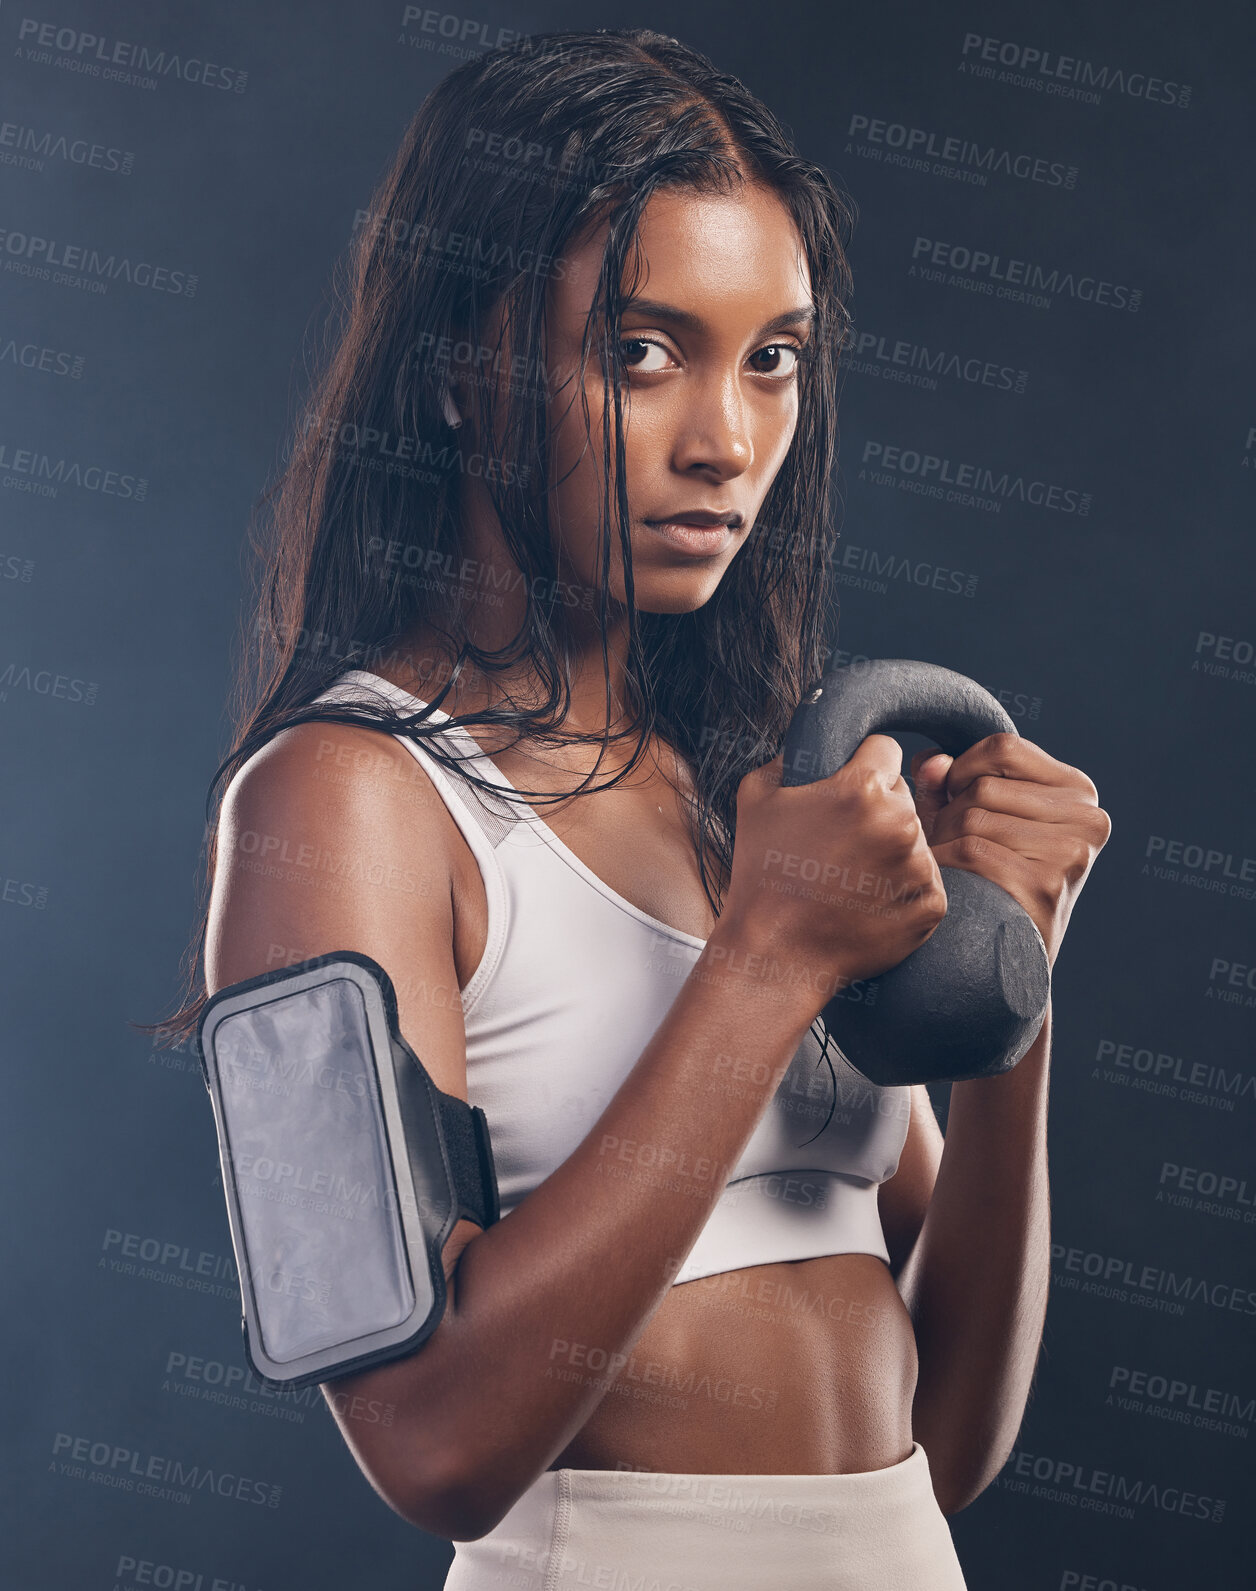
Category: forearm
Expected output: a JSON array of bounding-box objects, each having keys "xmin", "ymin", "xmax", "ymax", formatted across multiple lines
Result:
[
  {"xmin": 348, "ymin": 922, "xmax": 823, "ymax": 1536},
  {"xmin": 899, "ymin": 1000, "xmax": 1053, "ymax": 1513}
]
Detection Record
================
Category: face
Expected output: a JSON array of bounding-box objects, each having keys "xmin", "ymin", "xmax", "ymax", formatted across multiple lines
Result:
[{"xmin": 541, "ymin": 183, "xmax": 815, "ymax": 615}]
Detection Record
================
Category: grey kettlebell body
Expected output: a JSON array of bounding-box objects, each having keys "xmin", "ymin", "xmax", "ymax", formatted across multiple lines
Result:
[{"xmin": 780, "ymin": 659, "xmax": 1051, "ymax": 1088}]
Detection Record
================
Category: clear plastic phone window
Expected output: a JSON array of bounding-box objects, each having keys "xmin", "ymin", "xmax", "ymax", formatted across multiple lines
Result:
[{"xmin": 214, "ymin": 978, "xmax": 416, "ymax": 1363}]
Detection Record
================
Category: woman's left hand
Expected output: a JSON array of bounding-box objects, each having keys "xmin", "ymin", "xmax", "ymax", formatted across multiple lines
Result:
[{"xmin": 909, "ymin": 733, "xmax": 1111, "ymax": 967}]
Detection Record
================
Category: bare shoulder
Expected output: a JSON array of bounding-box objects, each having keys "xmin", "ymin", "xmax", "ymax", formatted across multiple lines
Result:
[
  {"xmin": 208, "ymin": 719, "xmax": 448, "ymax": 957},
  {"xmin": 206, "ymin": 717, "xmax": 471, "ymax": 1113}
]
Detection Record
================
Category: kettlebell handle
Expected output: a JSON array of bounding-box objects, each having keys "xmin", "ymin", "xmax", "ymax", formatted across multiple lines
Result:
[
  {"xmin": 778, "ymin": 658, "xmax": 1050, "ymax": 1088},
  {"xmin": 783, "ymin": 659, "xmax": 1017, "ymax": 785}
]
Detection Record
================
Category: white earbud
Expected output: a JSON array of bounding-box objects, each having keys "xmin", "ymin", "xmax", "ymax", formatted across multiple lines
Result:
[{"xmin": 441, "ymin": 386, "xmax": 462, "ymax": 429}]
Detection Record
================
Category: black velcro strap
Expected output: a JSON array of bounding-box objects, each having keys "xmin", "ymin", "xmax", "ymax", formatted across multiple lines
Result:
[{"xmin": 435, "ymin": 1091, "xmax": 500, "ymax": 1229}]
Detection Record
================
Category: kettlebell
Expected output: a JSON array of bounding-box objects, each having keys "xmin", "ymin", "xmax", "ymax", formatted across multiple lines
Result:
[{"xmin": 780, "ymin": 659, "xmax": 1051, "ymax": 1088}]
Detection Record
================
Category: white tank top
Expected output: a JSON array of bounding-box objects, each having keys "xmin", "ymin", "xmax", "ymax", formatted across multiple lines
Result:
[{"xmin": 312, "ymin": 668, "xmax": 911, "ymax": 1282}]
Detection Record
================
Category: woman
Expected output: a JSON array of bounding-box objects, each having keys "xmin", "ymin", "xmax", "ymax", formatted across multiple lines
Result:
[{"xmin": 153, "ymin": 27, "xmax": 1110, "ymax": 1589}]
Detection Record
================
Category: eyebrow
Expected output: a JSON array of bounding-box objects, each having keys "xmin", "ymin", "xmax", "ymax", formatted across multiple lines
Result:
[{"xmin": 620, "ymin": 297, "xmax": 817, "ymax": 339}]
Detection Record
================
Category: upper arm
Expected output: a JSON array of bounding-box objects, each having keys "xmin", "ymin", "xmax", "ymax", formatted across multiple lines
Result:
[
  {"xmin": 877, "ymin": 1084, "xmax": 944, "ymax": 1279},
  {"xmin": 207, "ymin": 719, "xmax": 474, "ymax": 1148},
  {"xmin": 205, "ymin": 718, "xmax": 484, "ymax": 1514}
]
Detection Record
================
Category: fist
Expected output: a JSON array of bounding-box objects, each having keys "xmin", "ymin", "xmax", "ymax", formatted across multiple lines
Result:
[{"xmin": 908, "ymin": 732, "xmax": 1111, "ymax": 967}]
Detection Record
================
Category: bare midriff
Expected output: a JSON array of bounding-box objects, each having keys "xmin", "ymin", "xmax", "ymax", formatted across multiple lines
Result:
[{"xmin": 546, "ymin": 1252, "xmax": 919, "ymax": 1475}]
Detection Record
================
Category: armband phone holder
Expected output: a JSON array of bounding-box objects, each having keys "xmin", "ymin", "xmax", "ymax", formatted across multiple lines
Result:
[{"xmin": 197, "ymin": 951, "xmax": 499, "ymax": 1389}]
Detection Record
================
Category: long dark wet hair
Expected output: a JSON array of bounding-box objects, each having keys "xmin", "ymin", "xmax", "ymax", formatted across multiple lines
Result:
[{"xmin": 140, "ymin": 26, "xmax": 856, "ymax": 1090}]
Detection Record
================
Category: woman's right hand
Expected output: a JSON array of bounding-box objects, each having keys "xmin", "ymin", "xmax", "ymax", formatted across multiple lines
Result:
[{"xmin": 719, "ymin": 734, "xmax": 948, "ymax": 1001}]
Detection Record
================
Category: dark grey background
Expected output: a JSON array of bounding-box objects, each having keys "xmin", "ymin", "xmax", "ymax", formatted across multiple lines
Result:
[{"xmin": 2, "ymin": 1, "xmax": 1253, "ymax": 1587}]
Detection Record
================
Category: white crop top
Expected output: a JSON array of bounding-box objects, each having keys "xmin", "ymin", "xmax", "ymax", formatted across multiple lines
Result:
[{"xmin": 312, "ymin": 668, "xmax": 912, "ymax": 1283}]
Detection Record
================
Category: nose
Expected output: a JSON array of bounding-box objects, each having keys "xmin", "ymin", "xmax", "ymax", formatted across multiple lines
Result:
[{"xmin": 671, "ymin": 368, "xmax": 752, "ymax": 480}]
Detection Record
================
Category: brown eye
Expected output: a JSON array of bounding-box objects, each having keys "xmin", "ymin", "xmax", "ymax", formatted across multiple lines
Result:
[
  {"xmin": 751, "ymin": 344, "xmax": 803, "ymax": 378},
  {"xmin": 619, "ymin": 338, "xmax": 672, "ymax": 373}
]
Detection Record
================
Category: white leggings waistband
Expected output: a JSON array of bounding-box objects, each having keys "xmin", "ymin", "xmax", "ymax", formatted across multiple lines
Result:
[{"xmin": 443, "ymin": 1441, "xmax": 968, "ymax": 1591}]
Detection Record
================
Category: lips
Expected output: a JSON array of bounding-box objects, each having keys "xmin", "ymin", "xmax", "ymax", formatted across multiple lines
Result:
[
  {"xmin": 645, "ymin": 510, "xmax": 739, "ymax": 529},
  {"xmin": 643, "ymin": 515, "xmax": 738, "ymax": 557}
]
